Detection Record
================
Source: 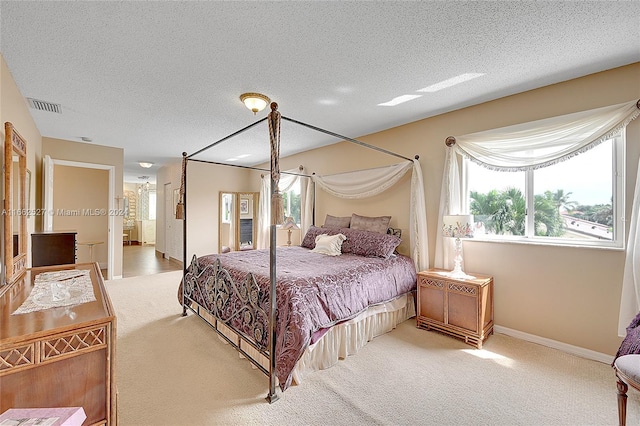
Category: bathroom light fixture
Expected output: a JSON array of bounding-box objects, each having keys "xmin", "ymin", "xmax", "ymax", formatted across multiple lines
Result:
[
  {"xmin": 240, "ymin": 93, "xmax": 270, "ymax": 114},
  {"xmin": 139, "ymin": 162, "xmax": 154, "ymax": 168}
]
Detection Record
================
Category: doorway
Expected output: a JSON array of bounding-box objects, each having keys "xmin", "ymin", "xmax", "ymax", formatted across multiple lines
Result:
[{"xmin": 43, "ymin": 156, "xmax": 116, "ymax": 279}]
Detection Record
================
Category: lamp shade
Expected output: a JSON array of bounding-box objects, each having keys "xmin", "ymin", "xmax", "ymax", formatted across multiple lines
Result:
[
  {"xmin": 442, "ymin": 215, "xmax": 474, "ymax": 238},
  {"xmin": 282, "ymin": 216, "xmax": 299, "ymax": 230},
  {"xmin": 240, "ymin": 93, "xmax": 270, "ymax": 114}
]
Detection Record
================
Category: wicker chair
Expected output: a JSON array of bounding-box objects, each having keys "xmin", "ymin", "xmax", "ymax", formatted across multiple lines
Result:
[{"xmin": 614, "ymin": 355, "xmax": 640, "ymax": 426}]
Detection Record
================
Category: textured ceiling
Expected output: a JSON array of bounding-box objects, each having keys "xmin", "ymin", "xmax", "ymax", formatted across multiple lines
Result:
[{"xmin": 1, "ymin": 1, "xmax": 639, "ymax": 183}]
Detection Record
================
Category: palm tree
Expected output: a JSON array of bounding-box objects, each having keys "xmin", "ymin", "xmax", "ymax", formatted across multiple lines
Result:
[{"xmin": 546, "ymin": 189, "xmax": 578, "ymax": 214}]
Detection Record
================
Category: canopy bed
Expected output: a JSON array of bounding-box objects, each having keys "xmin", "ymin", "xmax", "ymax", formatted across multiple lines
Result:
[{"xmin": 179, "ymin": 103, "xmax": 428, "ymax": 403}]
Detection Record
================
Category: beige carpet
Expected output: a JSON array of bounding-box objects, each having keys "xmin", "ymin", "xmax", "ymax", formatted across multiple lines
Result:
[{"xmin": 105, "ymin": 271, "xmax": 639, "ymax": 425}]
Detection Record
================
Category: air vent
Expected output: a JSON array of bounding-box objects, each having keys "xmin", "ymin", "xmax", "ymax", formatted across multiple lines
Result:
[{"xmin": 26, "ymin": 98, "xmax": 62, "ymax": 114}]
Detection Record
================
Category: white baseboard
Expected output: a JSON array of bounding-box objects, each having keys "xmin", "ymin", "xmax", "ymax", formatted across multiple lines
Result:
[
  {"xmin": 494, "ymin": 325, "xmax": 614, "ymax": 365},
  {"xmin": 111, "ymin": 275, "xmax": 123, "ymax": 280}
]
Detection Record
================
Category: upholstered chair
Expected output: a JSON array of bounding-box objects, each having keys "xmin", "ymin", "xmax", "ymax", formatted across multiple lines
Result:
[{"xmin": 614, "ymin": 354, "xmax": 640, "ymax": 426}]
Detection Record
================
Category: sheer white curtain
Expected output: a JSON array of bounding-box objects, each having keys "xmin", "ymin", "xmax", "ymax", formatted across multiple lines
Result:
[
  {"xmin": 312, "ymin": 160, "xmax": 429, "ymax": 271},
  {"xmin": 433, "ymin": 100, "xmax": 640, "ymax": 328},
  {"xmin": 257, "ymin": 176, "xmax": 270, "ymax": 249},
  {"xmin": 620, "ymin": 156, "xmax": 640, "ymax": 335},
  {"xmin": 257, "ymin": 168, "xmax": 310, "ymax": 249}
]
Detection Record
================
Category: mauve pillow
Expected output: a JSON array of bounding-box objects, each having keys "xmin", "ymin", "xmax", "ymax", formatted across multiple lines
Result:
[
  {"xmin": 322, "ymin": 214, "xmax": 351, "ymax": 229},
  {"xmin": 350, "ymin": 213, "xmax": 391, "ymax": 234},
  {"xmin": 301, "ymin": 226, "xmax": 332, "ymax": 248},
  {"xmin": 340, "ymin": 228, "xmax": 401, "ymax": 258}
]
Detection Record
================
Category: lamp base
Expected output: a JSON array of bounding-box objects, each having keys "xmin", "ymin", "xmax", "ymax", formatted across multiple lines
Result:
[
  {"xmin": 446, "ymin": 237, "xmax": 475, "ymax": 280},
  {"xmin": 444, "ymin": 268, "xmax": 476, "ymax": 281}
]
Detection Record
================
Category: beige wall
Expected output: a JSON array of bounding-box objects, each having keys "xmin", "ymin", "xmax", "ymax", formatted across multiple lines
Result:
[
  {"xmin": 0, "ymin": 54, "xmax": 42, "ymax": 274},
  {"xmin": 164, "ymin": 62, "xmax": 640, "ymax": 358},
  {"xmin": 156, "ymin": 160, "xmax": 182, "ymax": 262},
  {"xmin": 42, "ymin": 137, "xmax": 124, "ymax": 277},
  {"xmin": 184, "ymin": 161, "xmax": 253, "ymax": 260},
  {"xmin": 52, "ymin": 165, "xmax": 109, "ymax": 265}
]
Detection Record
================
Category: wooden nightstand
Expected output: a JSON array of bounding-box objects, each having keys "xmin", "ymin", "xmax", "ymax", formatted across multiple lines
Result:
[{"xmin": 416, "ymin": 268, "xmax": 494, "ymax": 349}]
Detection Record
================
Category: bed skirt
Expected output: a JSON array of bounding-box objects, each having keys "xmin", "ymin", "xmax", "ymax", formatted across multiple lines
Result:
[{"xmin": 200, "ymin": 292, "xmax": 415, "ymax": 387}]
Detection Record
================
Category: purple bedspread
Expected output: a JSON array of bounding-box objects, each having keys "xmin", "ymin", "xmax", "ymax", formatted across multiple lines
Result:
[{"xmin": 183, "ymin": 246, "xmax": 416, "ymax": 390}]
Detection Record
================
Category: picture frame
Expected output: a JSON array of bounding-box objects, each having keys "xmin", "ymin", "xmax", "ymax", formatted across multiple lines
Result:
[{"xmin": 240, "ymin": 199, "xmax": 249, "ymax": 214}]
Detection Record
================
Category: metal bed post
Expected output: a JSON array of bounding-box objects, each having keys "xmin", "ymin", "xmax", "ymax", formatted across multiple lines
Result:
[
  {"xmin": 267, "ymin": 174, "xmax": 279, "ymax": 403},
  {"xmin": 181, "ymin": 152, "xmax": 188, "ymax": 317}
]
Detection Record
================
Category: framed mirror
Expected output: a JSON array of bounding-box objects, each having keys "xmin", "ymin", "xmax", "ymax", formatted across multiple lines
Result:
[
  {"xmin": 218, "ymin": 191, "xmax": 259, "ymax": 253},
  {"xmin": 4, "ymin": 122, "xmax": 28, "ymax": 284}
]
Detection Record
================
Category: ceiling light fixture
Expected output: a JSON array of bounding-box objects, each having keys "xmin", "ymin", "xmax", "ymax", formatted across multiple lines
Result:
[
  {"xmin": 417, "ymin": 73, "xmax": 485, "ymax": 93},
  {"xmin": 139, "ymin": 162, "xmax": 154, "ymax": 168},
  {"xmin": 240, "ymin": 92, "xmax": 271, "ymax": 114}
]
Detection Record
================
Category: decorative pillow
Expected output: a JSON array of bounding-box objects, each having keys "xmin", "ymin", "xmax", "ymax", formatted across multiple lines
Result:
[
  {"xmin": 311, "ymin": 233, "xmax": 347, "ymax": 256},
  {"xmin": 350, "ymin": 214, "xmax": 392, "ymax": 234},
  {"xmin": 301, "ymin": 226, "xmax": 327, "ymax": 249},
  {"xmin": 340, "ymin": 228, "xmax": 401, "ymax": 259},
  {"xmin": 322, "ymin": 214, "xmax": 351, "ymax": 229}
]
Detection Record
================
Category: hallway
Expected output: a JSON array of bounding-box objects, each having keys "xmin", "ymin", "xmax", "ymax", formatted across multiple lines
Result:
[{"xmin": 122, "ymin": 244, "xmax": 182, "ymax": 278}]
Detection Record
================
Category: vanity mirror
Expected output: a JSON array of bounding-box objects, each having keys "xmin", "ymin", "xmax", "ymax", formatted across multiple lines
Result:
[
  {"xmin": 4, "ymin": 122, "xmax": 28, "ymax": 284},
  {"xmin": 219, "ymin": 191, "xmax": 259, "ymax": 253}
]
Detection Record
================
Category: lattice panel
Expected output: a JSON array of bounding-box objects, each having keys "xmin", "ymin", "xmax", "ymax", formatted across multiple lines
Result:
[
  {"xmin": 449, "ymin": 283, "xmax": 477, "ymax": 295},
  {"xmin": 41, "ymin": 327, "xmax": 106, "ymax": 361},
  {"xmin": 422, "ymin": 277, "xmax": 445, "ymax": 289},
  {"xmin": 0, "ymin": 344, "xmax": 34, "ymax": 371}
]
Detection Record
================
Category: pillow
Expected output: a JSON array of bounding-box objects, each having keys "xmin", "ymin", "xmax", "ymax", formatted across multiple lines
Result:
[
  {"xmin": 301, "ymin": 226, "xmax": 327, "ymax": 249},
  {"xmin": 311, "ymin": 233, "xmax": 347, "ymax": 256},
  {"xmin": 350, "ymin": 214, "xmax": 392, "ymax": 234},
  {"xmin": 301, "ymin": 226, "xmax": 401, "ymax": 258},
  {"xmin": 322, "ymin": 214, "xmax": 351, "ymax": 229},
  {"xmin": 340, "ymin": 228, "xmax": 401, "ymax": 259}
]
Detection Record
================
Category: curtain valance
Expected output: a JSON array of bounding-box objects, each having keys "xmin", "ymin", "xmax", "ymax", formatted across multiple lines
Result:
[
  {"xmin": 450, "ymin": 99, "xmax": 640, "ymax": 171},
  {"xmin": 313, "ymin": 162, "xmax": 413, "ymax": 199}
]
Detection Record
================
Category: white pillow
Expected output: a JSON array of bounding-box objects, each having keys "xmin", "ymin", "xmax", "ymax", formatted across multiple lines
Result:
[{"xmin": 311, "ymin": 233, "xmax": 347, "ymax": 256}]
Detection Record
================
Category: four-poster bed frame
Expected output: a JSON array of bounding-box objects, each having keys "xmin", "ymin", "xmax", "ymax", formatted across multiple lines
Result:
[{"xmin": 180, "ymin": 103, "xmax": 419, "ymax": 403}]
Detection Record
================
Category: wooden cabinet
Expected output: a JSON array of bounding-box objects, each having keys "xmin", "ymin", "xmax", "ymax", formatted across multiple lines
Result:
[
  {"xmin": 416, "ymin": 269, "xmax": 493, "ymax": 349},
  {"xmin": 0, "ymin": 263, "xmax": 117, "ymax": 425},
  {"xmin": 31, "ymin": 231, "xmax": 77, "ymax": 267}
]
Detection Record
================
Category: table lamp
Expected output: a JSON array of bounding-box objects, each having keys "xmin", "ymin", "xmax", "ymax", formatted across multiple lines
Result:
[
  {"xmin": 282, "ymin": 216, "xmax": 299, "ymax": 246},
  {"xmin": 442, "ymin": 214, "xmax": 475, "ymax": 280}
]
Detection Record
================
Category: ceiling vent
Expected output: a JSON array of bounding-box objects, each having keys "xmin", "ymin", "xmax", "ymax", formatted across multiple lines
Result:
[{"xmin": 26, "ymin": 98, "xmax": 62, "ymax": 114}]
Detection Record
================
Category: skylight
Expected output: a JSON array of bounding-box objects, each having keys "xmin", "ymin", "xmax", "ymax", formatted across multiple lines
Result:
[
  {"xmin": 377, "ymin": 94, "xmax": 422, "ymax": 107},
  {"xmin": 418, "ymin": 73, "xmax": 485, "ymax": 93}
]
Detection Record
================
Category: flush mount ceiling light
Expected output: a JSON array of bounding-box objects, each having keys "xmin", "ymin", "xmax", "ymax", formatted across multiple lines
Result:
[
  {"xmin": 240, "ymin": 92, "xmax": 271, "ymax": 114},
  {"xmin": 139, "ymin": 162, "xmax": 154, "ymax": 168}
]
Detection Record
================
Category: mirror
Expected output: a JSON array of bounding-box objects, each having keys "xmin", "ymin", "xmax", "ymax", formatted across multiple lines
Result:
[
  {"xmin": 219, "ymin": 191, "xmax": 259, "ymax": 253},
  {"xmin": 4, "ymin": 122, "xmax": 28, "ymax": 284}
]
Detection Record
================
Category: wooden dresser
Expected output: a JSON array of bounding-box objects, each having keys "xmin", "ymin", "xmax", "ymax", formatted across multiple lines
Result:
[
  {"xmin": 416, "ymin": 268, "xmax": 494, "ymax": 349},
  {"xmin": 0, "ymin": 263, "xmax": 117, "ymax": 425}
]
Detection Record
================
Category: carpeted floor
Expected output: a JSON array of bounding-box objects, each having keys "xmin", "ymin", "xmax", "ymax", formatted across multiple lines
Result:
[{"xmin": 105, "ymin": 271, "xmax": 639, "ymax": 425}]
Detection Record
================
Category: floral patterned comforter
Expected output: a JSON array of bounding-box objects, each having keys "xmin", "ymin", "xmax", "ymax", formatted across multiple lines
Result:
[{"xmin": 181, "ymin": 246, "xmax": 416, "ymax": 391}]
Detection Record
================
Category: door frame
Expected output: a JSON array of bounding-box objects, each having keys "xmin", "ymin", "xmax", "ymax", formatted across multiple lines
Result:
[{"xmin": 43, "ymin": 155, "xmax": 116, "ymax": 279}]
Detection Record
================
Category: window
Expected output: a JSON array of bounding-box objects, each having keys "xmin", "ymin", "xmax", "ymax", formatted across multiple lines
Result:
[
  {"xmin": 282, "ymin": 180, "xmax": 301, "ymax": 225},
  {"xmin": 465, "ymin": 134, "xmax": 624, "ymax": 248}
]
